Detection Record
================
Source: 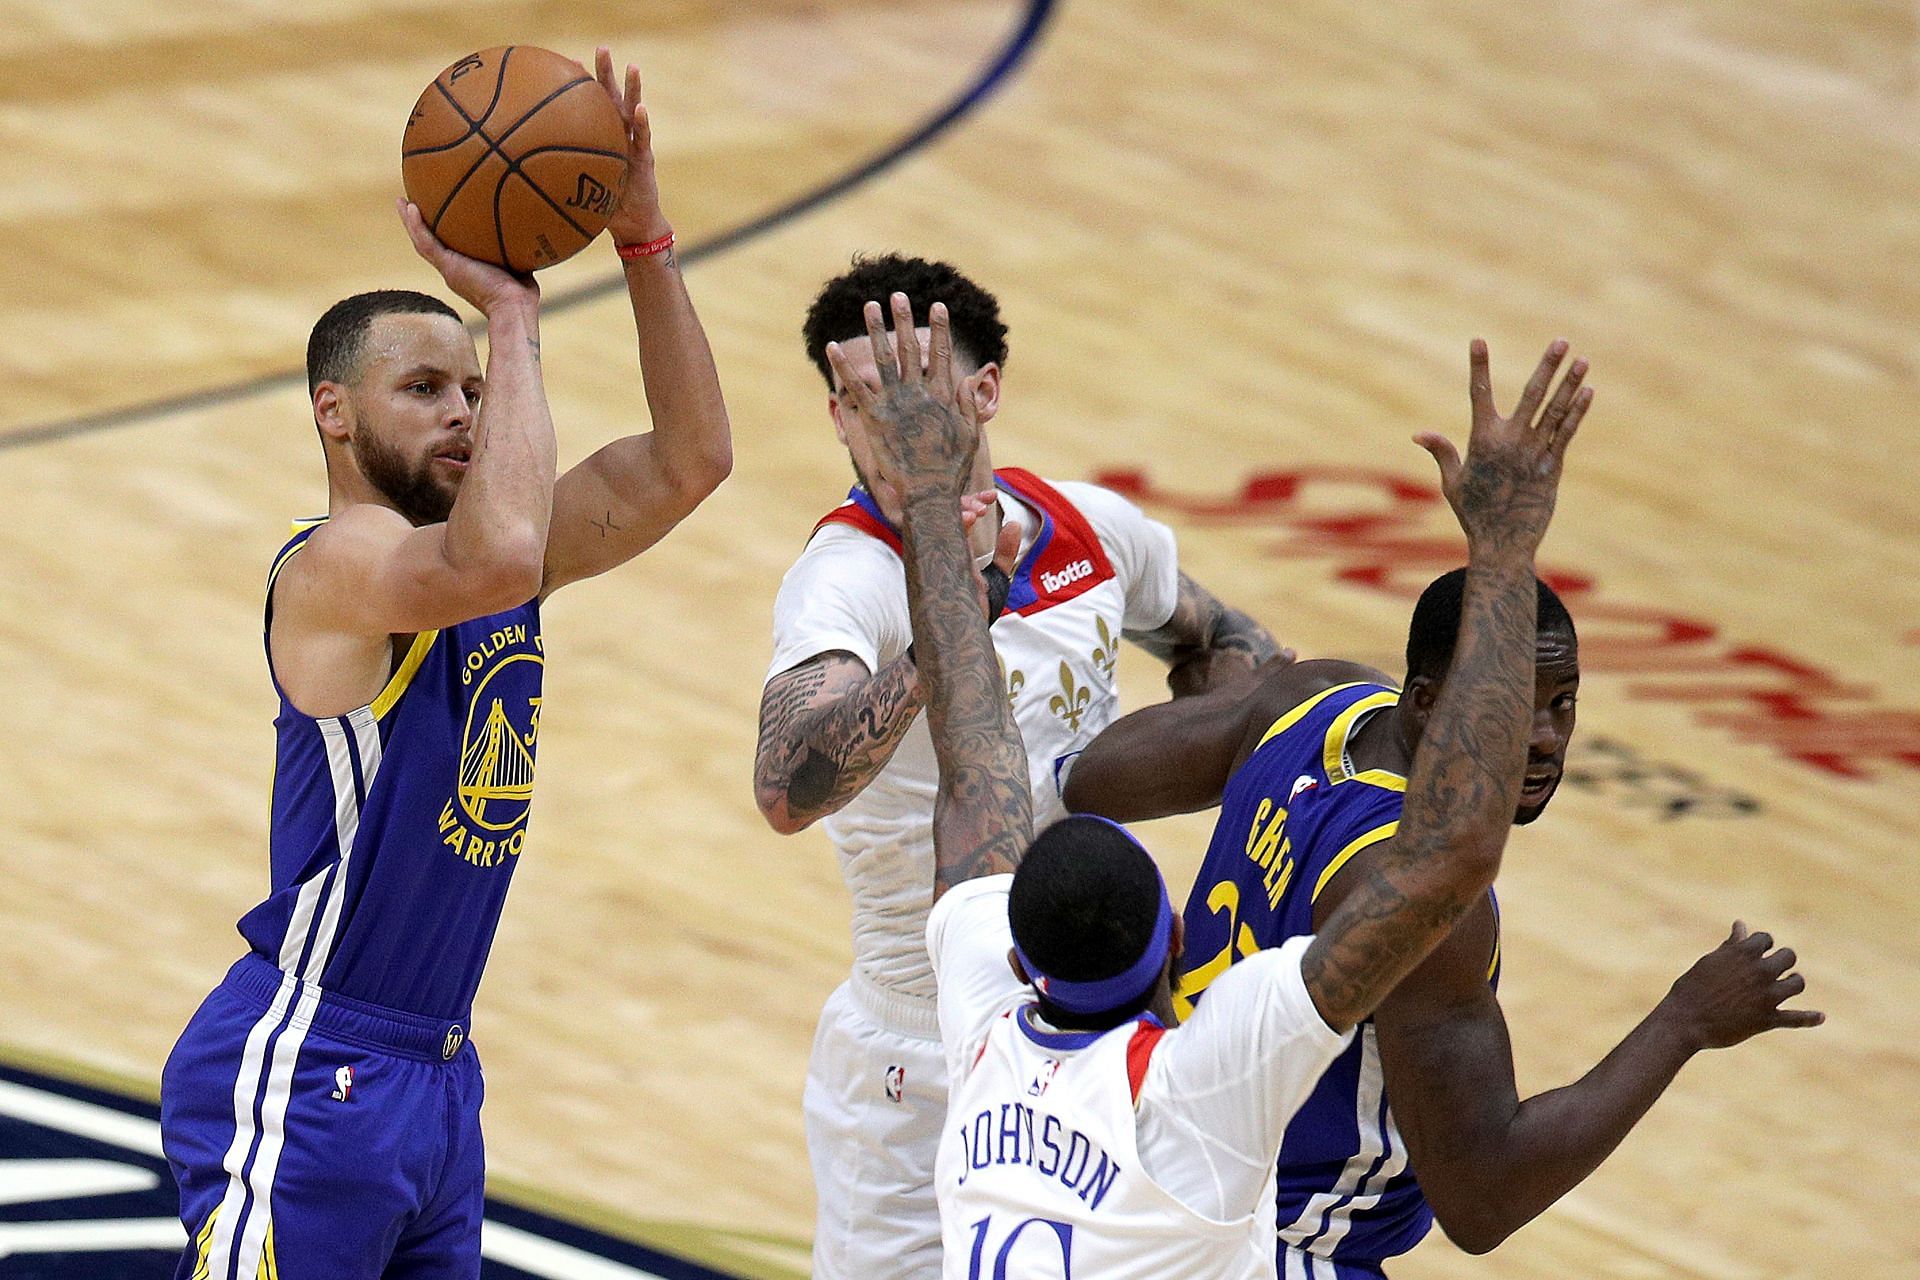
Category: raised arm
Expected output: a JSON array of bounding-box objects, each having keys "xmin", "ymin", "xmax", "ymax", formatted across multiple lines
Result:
[
  {"xmin": 1303, "ymin": 338, "xmax": 1592, "ymax": 1034},
  {"xmin": 826, "ymin": 294, "xmax": 1030, "ymax": 897},
  {"xmin": 276, "ymin": 205, "xmax": 554, "ymax": 671},
  {"xmin": 541, "ymin": 50, "xmax": 732, "ymax": 598},
  {"xmin": 1369, "ymin": 906, "xmax": 1820, "ymax": 1253}
]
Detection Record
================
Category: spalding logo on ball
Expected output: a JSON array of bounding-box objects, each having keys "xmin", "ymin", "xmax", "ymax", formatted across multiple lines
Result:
[{"xmin": 402, "ymin": 46, "xmax": 630, "ymax": 272}]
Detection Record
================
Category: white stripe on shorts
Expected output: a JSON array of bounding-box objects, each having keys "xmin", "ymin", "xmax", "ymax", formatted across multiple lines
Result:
[{"xmin": 201, "ymin": 967, "xmax": 297, "ymax": 1280}]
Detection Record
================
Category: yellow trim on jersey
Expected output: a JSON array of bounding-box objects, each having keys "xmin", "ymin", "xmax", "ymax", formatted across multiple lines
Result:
[
  {"xmin": 268, "ymin": 518, "xmax": 329, "ymax": 588},
  {"xmin": 370, "ymin": 628, "xmax": 439, "ymax": 719},
  {"xmin": 1310, "ymin": 820, "xmax": 1400, "ymax": 902},
  {"xmin": 1256, "ymin": 682, "xmax": 1373, "ymax": 750},
  {"xmin": 1323, "ymin": 690, "xmax": 1406, "ymax": 791},
  {"xmin": 1488, "ymin": 927, "xmax": 1502, "ymax": 982},
  {"xmin": 267, "ymin": 541, "xmax": 309, "ymax": 593}
]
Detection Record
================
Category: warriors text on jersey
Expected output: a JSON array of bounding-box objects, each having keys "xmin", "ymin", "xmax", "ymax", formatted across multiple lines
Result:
[
  {"xmin": 1176, "ymin": 681, "xmax": 1502, "ymax": 1271},
  {"xmin": 245, "ymin": 517, "xmax": 546, "ymax": 1021}
]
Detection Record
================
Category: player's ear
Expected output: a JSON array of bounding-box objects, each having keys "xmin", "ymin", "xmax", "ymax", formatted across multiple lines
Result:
[
  {"xmin": 1402, "ymin": 675, "xmax": 1439, "ymax": 733},
  {"xmin": 1008, "ymin": 947, "xmax": 1030, "ymax": 985},
  {"xmin": 970, "ymin": 363, "xmax": 1002, "ymax": 425},
  {"xmin": 1168, "ymin": 914, "xmax": 1185, "ymax": 967},
  {"xmin": 313, "ymin": 383, "xmax": 351, "ymax": 444},
  {"xmin": 828, "ymin": 393, "xmax": 851, "ymax": 448}
]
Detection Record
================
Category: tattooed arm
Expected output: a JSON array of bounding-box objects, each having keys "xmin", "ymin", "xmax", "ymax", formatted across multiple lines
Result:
[
  {"xmin": 1302, "ymin": 338, "xmax": 1594, "ymax": 1034},
  {"xmin": 1127, "ymin": 571, "xmax": 1282, "ymax": 695},
  {"xmin": 754, "ymin": 653, "xmax": 927, "ymax": 834},
  {"xmin": 541, "ymin": 52, "xmax": 732, "ymax": 598},
  {"xmin": 825, "ymin": 293, "xmax": 1032, "ymax": 897}
]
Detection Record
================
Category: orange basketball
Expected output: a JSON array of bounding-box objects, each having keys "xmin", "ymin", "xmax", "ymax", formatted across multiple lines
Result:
[{"xmin": 402, "ymin": 46, "xmax": 630, "ymax": 273}]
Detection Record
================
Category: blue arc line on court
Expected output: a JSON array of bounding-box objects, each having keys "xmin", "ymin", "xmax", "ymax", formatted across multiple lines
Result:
[{"xmin": 0, "ymin": 0, "xmax": 1058, "ymax": 454}]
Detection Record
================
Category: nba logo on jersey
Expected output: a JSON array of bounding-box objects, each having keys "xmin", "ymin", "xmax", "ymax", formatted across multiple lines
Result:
[
  {"xmin": 885, "ymin": 1064, "xmax": 907, "ymax": 1103},
  {"xmin": 1027, "ymin": 1059, "xmax": 1061, "ymax": 1097},
  {"xmin": 331, "ymin": 1065, "xmax": 354, "ymax": 1103},
  {"xmin": 1290, "ymin": 774, "xmax": 1318, "ymax": 800}
]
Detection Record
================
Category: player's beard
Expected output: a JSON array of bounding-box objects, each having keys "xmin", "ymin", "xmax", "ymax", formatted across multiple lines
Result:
[{"xmin": 352, "ymin": 425, "xmax": 457, "ymax": 527}]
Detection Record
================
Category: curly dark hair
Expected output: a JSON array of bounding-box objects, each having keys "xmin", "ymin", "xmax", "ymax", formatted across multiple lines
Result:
[{"xmin": 801, "ymin": 253, "xmax": 1010, "ymax": 387}]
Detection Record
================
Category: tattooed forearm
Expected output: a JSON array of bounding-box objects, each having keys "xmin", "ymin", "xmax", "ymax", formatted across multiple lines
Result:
[
  {"xmin": 1304, "ymin": 553, "xmax": 1537, "ymax": 1032},
  {"xmin": 754, "ymin": 654, "xmax": 927, "ymax": 832},
  {"xmin": 896, "ymin": 484, "xmax": 1032, "ymax": 898},
  {"xmin": 1127, "ymin": 572, "xmax": 1279, "ymax": 665}
]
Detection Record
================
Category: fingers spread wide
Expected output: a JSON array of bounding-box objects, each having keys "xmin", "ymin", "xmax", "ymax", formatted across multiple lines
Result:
[{"xmin": 1511, "ymin": 339, "xmax": 1569, "ymax": 424}]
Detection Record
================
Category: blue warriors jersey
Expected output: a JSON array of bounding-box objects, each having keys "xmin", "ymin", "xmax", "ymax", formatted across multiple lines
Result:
[
  {"xmin": 1175, "ymin": 681, "xmax": 1501, "ymax": 1270},
  {"xmin": 236, "ymin": 519, "xmax": 544, "ymax": 1022}
]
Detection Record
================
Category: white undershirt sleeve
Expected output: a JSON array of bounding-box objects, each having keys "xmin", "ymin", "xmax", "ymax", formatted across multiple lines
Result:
[
  {"xmin": 1050, "ymin": 480, "xmax": 1181, "ymax": 633},
  {"xmin": 1133, "ymin": 937, "xmax": 1353, "ymax": 1222},
  {"xmin": 765, "ymin": 528, "xmax": 911, "ymax": 682},
  {"xmin": 926, "ymin": 874, "xmax": 1027, "ymax": 1080}
]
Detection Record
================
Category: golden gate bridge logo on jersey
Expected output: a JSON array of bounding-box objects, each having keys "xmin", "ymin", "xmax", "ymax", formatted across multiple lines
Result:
[{"xmin": 438, "ymin": 630, "xmax": 543, "ymax": 868}]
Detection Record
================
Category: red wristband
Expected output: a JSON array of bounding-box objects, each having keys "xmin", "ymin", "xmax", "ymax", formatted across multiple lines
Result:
[{"xmin": 616, "ymin": 232, "xmax": 675, "ymax": 260}]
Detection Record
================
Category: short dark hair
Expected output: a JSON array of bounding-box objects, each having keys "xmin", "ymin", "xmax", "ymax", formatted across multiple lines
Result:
[
  {"xmin": 1405, "ymin": 567, "xmax": 1577, "ymax": 684},
  {"xmin": 1009, "ymin": 817, "xmax": 1165, "ymax": 1030},
  {"xmin": 307, "ymin": 290, "xmax": 461, "ymax": 394},
  {"xmin": 801, "ymin": 254, "xmax": 1010, "ymax": 387}
]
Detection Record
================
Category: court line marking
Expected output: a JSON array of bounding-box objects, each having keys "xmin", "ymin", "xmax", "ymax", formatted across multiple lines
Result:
[
  {"xmin": 0, "ymin": 1076, "xmax": 683, "ymax": 1277},
  {"xmin": 0, "ymin": 0, "xmax": 1059, "ymax": 453}
]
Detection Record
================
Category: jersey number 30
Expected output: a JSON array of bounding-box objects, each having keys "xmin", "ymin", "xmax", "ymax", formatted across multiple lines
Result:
[{"xmin": 966, "ymin": 1214, "xmax": 1075, "ymax": 1279}]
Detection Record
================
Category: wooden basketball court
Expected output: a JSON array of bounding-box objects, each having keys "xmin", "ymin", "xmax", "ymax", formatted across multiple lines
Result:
[{"xmin": 3, "ymin": 0, "xmax": 1916, "ymax": 1275}]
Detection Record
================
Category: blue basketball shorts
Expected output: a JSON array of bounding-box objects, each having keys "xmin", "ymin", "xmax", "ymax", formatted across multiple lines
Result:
[{"xmin": 160, "ymin": 953, "xmax": 485, "ymax": 1280}]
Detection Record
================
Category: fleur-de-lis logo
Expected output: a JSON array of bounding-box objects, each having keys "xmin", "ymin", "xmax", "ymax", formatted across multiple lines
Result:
[
  {"xmin": 1001, "ymin": 658, "xmax": 1026, "ymax": 714},
  {"xmin": 1091, "ymin": 615, "xmax": 1118, "ymax": 680},
  {"xmin": 1048, "ymin": 661, "xmax": 1091, "ymax": 732}
]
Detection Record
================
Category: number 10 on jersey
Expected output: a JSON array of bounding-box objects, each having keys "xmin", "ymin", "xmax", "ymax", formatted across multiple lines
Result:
[{"xmin": 966, "ymin": 1214, "xmax": 1075, "ymax": 1278}]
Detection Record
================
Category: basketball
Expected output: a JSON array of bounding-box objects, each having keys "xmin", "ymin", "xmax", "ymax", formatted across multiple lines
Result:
[{"xmin": 402, "ymin": 46, "xmax": 630, "ymax": 273}]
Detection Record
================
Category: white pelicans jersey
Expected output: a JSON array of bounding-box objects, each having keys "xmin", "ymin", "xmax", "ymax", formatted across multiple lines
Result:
[
  {"xmin": 929, "ymin": 877, "xmax": 1353, "ymax": 1280},
  {"xmin": 767, "ymin": 469, "xmax": 1180, "ymax": 1002}
]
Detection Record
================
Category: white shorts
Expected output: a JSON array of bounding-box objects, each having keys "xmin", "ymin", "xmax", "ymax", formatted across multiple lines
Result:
[{"xmin": 803, "ymin": 973, "xmax": 948, "ymax": 1280}]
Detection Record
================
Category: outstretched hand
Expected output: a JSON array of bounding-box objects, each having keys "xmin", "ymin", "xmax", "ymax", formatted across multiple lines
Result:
[
  {"xmin": 397, "ymin": 199, "xmax": 538, "ymax": 316},
  {"xmin": 1416, "ymin": 338, "xmax": 1593, "ymax": 558},
  {"xmin": 593, "ymin": 47, "xmax": 671, "ymax": 247},
  {"xmin": 1660, "ymin": 921, "xmax": 1825, "ymax": 1050},
  {"xmin": 825, "ymin": 292, "xmax": 980, "ymax": 504}
]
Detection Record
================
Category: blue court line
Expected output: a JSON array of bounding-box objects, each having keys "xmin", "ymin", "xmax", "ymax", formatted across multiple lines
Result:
[{"xmin": 0, "ymin": 0, "xmax": 1058, "ymax": 453}]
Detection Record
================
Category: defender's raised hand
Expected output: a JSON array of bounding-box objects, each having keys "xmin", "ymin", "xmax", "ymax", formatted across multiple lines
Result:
[
  {"xmin": 1659, "ymin": 922, "xmax": 1825, "ymax": 1049},
  {"xmin": 825, "ymin": 293, "xmax": 980, "ymax": 502},
  {"xmin": 1416, "ymin": 339, "xmax": 1593, "ymax": 558}
]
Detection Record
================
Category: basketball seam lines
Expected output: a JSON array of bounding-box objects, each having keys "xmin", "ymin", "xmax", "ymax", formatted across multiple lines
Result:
[
  {"xmin": 425, "ymin": 66, "xmax": 607, "ymax": 252},
  {"xmin": 469, "ymin": 77, "xmax": 609, "ymax": 244},
  {"xmin": 411, "ymin": 47, "xmax": 518, "ymax": 218}
]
